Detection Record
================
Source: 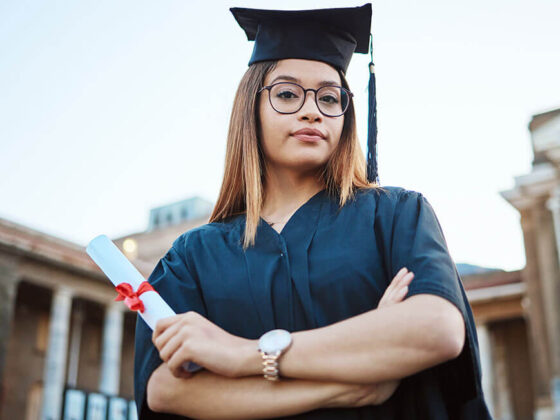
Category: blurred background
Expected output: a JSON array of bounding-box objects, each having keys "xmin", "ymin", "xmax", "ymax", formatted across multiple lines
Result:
[{"xmin": 0, "ymin": 0, "xmax": 559, "ymax": 419}]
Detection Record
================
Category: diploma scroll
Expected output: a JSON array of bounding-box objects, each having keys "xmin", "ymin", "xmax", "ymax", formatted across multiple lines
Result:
[{"xmin": 86, "ymin": 234, "xmax": 202, "ymax": 373}]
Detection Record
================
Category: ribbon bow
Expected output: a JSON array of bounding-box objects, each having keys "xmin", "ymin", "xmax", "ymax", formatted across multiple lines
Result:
[{"xmin": 114, "ymin": 281, "xmax": 155, "ymax": 313}]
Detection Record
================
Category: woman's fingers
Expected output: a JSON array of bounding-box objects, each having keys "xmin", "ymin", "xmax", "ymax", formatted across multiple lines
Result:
[
  {"xmin": 153, "ymin": 314, "xmax": 182, "ymax": 338},
  {"xmin": 168, "ymin": 346, "xmax": 193, "ymax": 378},
  {"xmin": 390, "ymin": 272, "xmax": 413, "ymax": 301},
  {"xmin": 386, "ymin": 268, "xmax": 409, "ymax": 295},
  {"xmin": 159, "ymin": 333, "xmax": 185, "ymax": 363},
  {"xmin": 153, "ymin": 322, "xmax": 181, "ymax": 351},
  {"xmin": 394, "ymin": 268, "xmax": 414, "ymax": 288},
  {"xmin": 380, "ymin": 269, "xmax": 403, "ymax": 302},
  {"xmin": 398, "ymin": 272, "xmax": 414, "ymax": 288},
  {"xmin": 397, "ymin": 285, "xmax": 409, "ymax": 298},
  {"xmin": 390, "ymin": 267, "xmax": 408, "ymax": 289},
  {"xmin": 379, "ymin": 269, "xmax": 414, "ymax": 307}
]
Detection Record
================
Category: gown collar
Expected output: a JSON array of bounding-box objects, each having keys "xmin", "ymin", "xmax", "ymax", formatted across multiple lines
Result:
[
  {"xmin": 259, "ymin": 187, "xmax": 328, "ymax": 236},
  {"xmin": 239, "ymin": 188, "xmax": 329, "ymax": 332}
]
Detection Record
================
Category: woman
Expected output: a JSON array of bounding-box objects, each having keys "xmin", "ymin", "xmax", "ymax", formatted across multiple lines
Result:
[{"xmin": 134, "ymin": 4, "xmax": 492, "ymax": 420}]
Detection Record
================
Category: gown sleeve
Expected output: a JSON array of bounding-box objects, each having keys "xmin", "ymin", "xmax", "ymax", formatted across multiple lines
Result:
[
  {"xmin": 133, "ymin": 233, "xmax": 207, "ymax": 419},
  {"xmin": 388, "ymin": 189, "xmax": 489, "ymax": 414}
]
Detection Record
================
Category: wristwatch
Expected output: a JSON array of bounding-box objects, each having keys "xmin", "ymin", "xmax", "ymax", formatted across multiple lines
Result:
[{"xmin": 257, "ymin": 329, "xmax": 293, "ymax": 381}]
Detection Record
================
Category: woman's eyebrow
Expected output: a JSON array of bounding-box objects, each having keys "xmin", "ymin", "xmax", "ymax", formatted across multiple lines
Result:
[
  {"xmin": 270, "ymin": 75, "xmax": 299, "ymax": 84},
  {"xmin": 317, "ymin": 80, "xmax": 340, "ymax": 87},
  {"xmin": 269, "ymin": 75, "xmax": 340, "ymax": 87}
]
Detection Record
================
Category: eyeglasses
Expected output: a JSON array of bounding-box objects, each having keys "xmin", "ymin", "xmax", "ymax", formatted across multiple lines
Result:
[{"xmin": 258, "ymin": 82, "xmax": 353, "ymax": 117}]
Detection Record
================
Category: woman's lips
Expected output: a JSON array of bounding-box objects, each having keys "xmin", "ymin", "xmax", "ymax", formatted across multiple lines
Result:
[
  {"xmin": 292, "ymin": 133, "xmax": 324, "ymax": 142},
  {"xmin": 291, "ymin": 128, "xmax": 326, "ymax": 143}
]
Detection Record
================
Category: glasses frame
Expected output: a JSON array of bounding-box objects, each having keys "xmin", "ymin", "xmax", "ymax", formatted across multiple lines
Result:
[{"xmin": 257, "ymin": 81, "xmax": 354, "ymax": 117}]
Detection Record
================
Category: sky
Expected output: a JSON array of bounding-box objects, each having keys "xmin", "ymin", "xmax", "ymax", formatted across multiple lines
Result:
[{"xmin": 1, "ymin": 0, "xmax": 559, "ymax": 272}]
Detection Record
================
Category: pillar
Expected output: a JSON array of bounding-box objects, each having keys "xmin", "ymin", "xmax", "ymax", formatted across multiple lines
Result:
[
  {"xmin": 0, "ymin": 265, "xmax": 18, "ymax": 411},
  {"xmin": 492, "ymin": 327, "xmax": 514, "ymax": 420},
  {"xmin": 99, "ymin": 302, "xmax": 124, "ymax": 396},
  {"xmin": 521, "ymin": 206, "xmax": 556, "ymax": 416},
  {"xmin": 66, "ymin": 303, "xmax": 84, "ymax": 388},
  {"xmin": 548, "ymin": 186, "xmax": 560, "ymax": 268},
  {"xmin": 546, "ymin": 187, "xmax": 560, "ymax": 418},
  {"xmin": 41, "ymin": 287, "xmax": 73, "ymax": 420},
  {"xmin": 477, "ymin": 324, "xmax": 494, "ymax": 417}
]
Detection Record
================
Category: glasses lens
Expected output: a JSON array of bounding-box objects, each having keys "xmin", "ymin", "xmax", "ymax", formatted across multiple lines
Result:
[
  {"xmin": 269, "ymin": 83, "xmax": 305, "ymax": 113},
  {"xmin": 316, "ymin": 86, "xmax": 349, "ymax": 117}
]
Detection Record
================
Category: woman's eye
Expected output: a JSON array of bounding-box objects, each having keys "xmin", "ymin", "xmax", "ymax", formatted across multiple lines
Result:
[
  {"xmin": 276, "ymin": 90, "xmax": 298, "ymax": 99},
  {"xmin": 319, "ymin": 94, "xmax": 339, "ymax": 104}
]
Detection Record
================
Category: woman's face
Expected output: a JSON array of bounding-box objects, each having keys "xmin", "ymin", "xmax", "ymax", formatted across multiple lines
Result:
[{"xmin": 258, "ymin": 59, "xmax": 345, "ymax": 174}]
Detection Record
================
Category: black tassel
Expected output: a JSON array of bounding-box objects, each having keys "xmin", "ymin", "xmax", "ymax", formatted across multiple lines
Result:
[{"xmin": 367, "ymin": 33, "xmax": 379, "ymax": 184}]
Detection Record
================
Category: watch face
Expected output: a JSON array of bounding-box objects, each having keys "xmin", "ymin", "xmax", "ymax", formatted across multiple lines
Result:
[{"xmin": 259, "ymin": 329, "xmax": 292, "ymax": 354}]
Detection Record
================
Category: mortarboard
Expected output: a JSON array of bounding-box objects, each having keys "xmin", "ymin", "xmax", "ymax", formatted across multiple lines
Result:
[{"xmin": 230, "ymin": 3, "xmax": 379, "ymax": 184}]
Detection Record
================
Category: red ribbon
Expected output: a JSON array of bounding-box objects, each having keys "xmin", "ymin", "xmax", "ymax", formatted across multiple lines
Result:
[{"xmin": 114, "ymin": 281, "xmax": 155, "ymax": 313}]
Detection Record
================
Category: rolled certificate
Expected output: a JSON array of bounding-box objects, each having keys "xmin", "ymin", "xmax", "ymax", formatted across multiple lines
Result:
[{"xmin": 86, "ymin": 234, "xmax": 202, "ymax": 373}]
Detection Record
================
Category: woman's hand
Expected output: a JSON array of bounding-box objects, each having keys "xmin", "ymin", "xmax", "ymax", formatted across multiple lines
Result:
[
  {"xmin": 349, "ymin": 267, "xmax": 415, "ymax": 407},
  {"xmin": 152, "ymin": 311, "xmax": 251, "ymax": 379},
  {"xmin": 378, "ymin": 266, "xmax": 414, "ymax": 309}
]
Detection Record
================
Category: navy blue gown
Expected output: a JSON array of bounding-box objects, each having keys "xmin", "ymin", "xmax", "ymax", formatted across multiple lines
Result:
[{"xmin": 134, "ymin": 186, "xmax": 493, "ymax": 419}]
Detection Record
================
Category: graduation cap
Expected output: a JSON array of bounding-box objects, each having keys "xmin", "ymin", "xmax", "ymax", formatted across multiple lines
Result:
[{"xmin": 230, "ymin": 3, "xmax": 379, "ymax": 185}]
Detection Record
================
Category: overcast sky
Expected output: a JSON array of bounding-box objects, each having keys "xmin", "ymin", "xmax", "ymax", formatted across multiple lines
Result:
[{"xmin": 1, "ymin": 0, "xmax": 559, "ymax": 272}]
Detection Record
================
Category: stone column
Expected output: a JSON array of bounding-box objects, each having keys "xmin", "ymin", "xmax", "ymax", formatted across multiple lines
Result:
[
  {"xmin": 546, "ymin": 187, "xmax": 560, "ymax": 418},
  {"xmin": 41, "ymin": 287, "xmax": 73, "ymax": 420},
  {"xmin": 66, "ymin": 303, "xmax": 84, "ymax": 388},
  {"xmin": 521, "ymin": 207, "xmax": 555, "ymax": 418},
  {"xmin": 492, "ymin": 328, "xmax": 514, "ymax": 420},
  {"xmin": 477, "ymin": 324, "xmax": 494, "ymax": 417},
  {"xmin": 99, "ymin": 302, "xmax": 124, "ymax": 396},
  {"xmin": 548, "ymin": 186, "xmax": 560, "ymax": 267},
  {"xmin": 0, "ymin": 265, "xmax": 18, "ymax": 410}
]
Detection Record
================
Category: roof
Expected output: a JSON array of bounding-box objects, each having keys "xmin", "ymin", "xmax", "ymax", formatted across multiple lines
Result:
[
  {"xmin": 528, "ymin": 107, "xmax": 560, "ymax": 132},
  {"xmin": 460, "ymin": 267, "xmax": 522, "ymax": 290},
  {"xmin": 0, "ymin": 217, "xmax": 154, "ymax": 278}
]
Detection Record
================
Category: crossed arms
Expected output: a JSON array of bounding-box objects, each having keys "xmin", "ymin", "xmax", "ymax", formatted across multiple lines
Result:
[{"xmin": 147, "ymin": 271, "xmax": 465, "ymax": 419}]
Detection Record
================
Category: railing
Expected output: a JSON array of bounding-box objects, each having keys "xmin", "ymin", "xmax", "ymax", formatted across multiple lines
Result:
[{"xmin": 61, "ymin": 388, "xmax": 137, "ymax": 420}]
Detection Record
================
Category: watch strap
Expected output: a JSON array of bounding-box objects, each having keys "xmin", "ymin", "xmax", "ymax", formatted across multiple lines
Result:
[{"xmin": 260, "ymin": 350, "xmax": 281, "ymax": 381}]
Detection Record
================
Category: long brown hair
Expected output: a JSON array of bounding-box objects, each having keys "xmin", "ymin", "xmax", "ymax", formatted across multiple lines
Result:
[{"xmin": 209, "ymin": 60, "xmax": 385, "ymax": 249}]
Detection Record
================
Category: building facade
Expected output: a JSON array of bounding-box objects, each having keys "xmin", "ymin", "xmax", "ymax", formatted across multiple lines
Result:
[
  {"xmin": 0, "ymin": 218, "xmax": 140, "ymax": 420},
  {"xmin": 501, "ymin": 107, "xmax": 560, "ymax": 419},
  {"xmin": 0, "ymin": 197, "xmax": 213, "ymax": 420}
]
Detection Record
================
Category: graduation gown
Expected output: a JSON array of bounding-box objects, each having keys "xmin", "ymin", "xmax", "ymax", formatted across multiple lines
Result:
[{"xmin": 134, "ymin": 186, "xmax": 493, "ymax": 419}]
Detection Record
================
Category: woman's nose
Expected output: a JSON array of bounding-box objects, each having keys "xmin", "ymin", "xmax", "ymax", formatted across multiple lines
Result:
[{"xmin": 298, "ymin": 91, "xmax": 322, "ymax": 121}]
